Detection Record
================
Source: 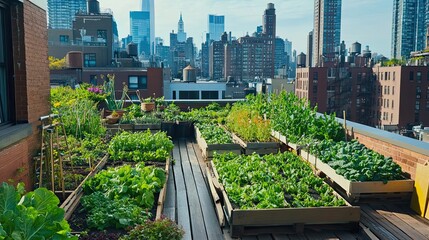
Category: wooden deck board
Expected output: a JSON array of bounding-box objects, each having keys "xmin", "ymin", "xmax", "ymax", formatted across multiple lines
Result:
[
  {"xmin": 360, "ymin": 205, "xmax": 402, "ymax": 240},
  {"xmin": 179, "ymin": 140, "xmax": 208, "ymax": 240},
  {"xmin": 383, "ymin": 204, "xmax": 429, "ymax": 238},
  {"xmin": 162, "ymin": 162, "xmax": 176, "ymax": 220},
  {"xmin": 187, "ymin": 141, "xmax": 224, "ymax": 240},
  {"xmin": 172, "ymin": 141, "xmax": 192, "ymax": 240},
  {"xmin": 372, "ymin": 204, "xmax": 428, "ymax": 240}
]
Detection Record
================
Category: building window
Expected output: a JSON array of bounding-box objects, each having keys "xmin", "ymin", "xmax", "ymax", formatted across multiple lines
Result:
[
  {"xmin": 59, "ymin": 35, "xmax": 69, "ymax": 43},
  {"xmin": 97, "ymin": 30, "xmax": 107, "ymax": 43},
  {"xmin": 393, "ymin": 71, "xmax": 395, "ymax": 81},
  {"xmin": 392, "ymin": 100, "xmax": 394, "ymax": 109},
  {"xmin": 417, "ymin": 86, "xmax": 421, "ymax": 99},
  {"xmin": 89, "ymin": 75, "xmax": 97, "ymax": 85},
  {"xmin": 84, "ymin": 53, "xmax": 96, "ymax": 67},
  {"xmin": 426, "ymin": 100, "xmax": 429, "ymax": 110},
  {"xmin": 410, "ymin": 71, "xmax": 414, "ymax": 81},
  {"xmin": 0, "ymin": 4, "xmax": 14, "ymax": 125},
  {"xmin": 392, "ymin": 86, "xmax": 395, "ymax": 95},
  {"xmin": 179, "ymin": 91, "xmax": 199, "ymax": 99},
  {"xmin": 172, "ymin": 91, "xmax": 176, "ymax": 100},
  {"xmin": 415, "ymin": 100, "xmax": 420, "ymax": 110},
  {"xmin": 417, "ymin": 71, "xmax": 421, "ymax": 82},
  {"xmin": 128, "ymin": 76, "xmax": 147, "ymax": 89},
  {"xmin": 201, "ymin": 91, "xmax": 218, "ymax": 99}
]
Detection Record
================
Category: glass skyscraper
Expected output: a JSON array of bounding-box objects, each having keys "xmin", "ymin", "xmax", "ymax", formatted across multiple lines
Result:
[
  {"xmin": 130, "ymin": 11, "xmax": 151, "ymax": 58},
  {"xmin": 208, "ymin": 14, "xmax": 225, "ymax": 41},
  {"xmin": 391, "ymin": 0, "xmax": 429, "ymax": 59},
  {"xmin": 313, "ymin": 0, "xmax": 342, "ymax": 67},
  {"xmin": 141, "ymin": 0, "xmax": 154, "ymax": 55},
  {"xmin": 48, "ymin": 0, "xmax": 87, "ymax": 29}
]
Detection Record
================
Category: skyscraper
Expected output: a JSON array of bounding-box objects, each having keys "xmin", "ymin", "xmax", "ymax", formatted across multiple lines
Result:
[
  {"xmin": 284, "ymin": 39, "xmax": 292, "ymax": 62},
  {"xmin": 177, "ymin": 13, "xmax": 187, "ymax": 43},
  {"xmin": 391, "ymin": 0, "xmax": 429, "ymax": 59},
  {"xmin": 141, "ymin": 0, "xmax": 154, "ymax": 55},
  {"xmin": 307, "ymin": 31, "xmax": 313, "ymax": 67},
  {"xmin": 48, "ymin": 0, "xmax": 87, "ymax": 29},
  {"xmin": 208, "ymin": 14, "xmax": 225, "ymax": 41},
  {"xmin": 313, "ymin": 0, "xmax": 342, "ymax": 67},
  {"xmin": 130, "ymin": 11, "xmax": 151, "ymax": 58}
]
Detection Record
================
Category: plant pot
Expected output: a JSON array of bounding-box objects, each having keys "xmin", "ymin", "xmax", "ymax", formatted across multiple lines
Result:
[
  {"xmin": 105, "ymin": 109, "xmax": 125, "ymax": 118},
  {"xmin": 141, "ymin": 102, "xmax": 155, "ymax": 112},
  {"xmin": 161, "ymin": 121, "xmax": 175, "ymax": 138},
  {"xmin": 106, "ymin": 115, "xmax": 120, "ymax": 124}
]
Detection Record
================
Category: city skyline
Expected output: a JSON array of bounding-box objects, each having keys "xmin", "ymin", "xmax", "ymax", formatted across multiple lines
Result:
[{"xmin": 34, "ymin": 0, "xmax": 391, "ymax": 56}]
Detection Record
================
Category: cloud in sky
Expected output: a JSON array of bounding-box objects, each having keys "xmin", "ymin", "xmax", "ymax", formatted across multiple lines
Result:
[{"xmin": 32, "ymin": 0, "xmax": 392, "ymax": 56}]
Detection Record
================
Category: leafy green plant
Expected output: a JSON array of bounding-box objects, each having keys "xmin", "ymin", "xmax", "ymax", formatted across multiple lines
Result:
[
  {"xmin": 195, "ymin": 123, "xmax": 233, "ymax": 144},
  {"xmin": 183, "ymin": 103, "xmax": 230, "ymax": 124},
  {"xmin": 121, "ymin": 217, "xmax": 184, "ymax": 240},
  {"xmin": 213, "ymin": 152, "xmax": 345, "ymax": 209},
  {"xmin": 83, "ymin": 163, "xmax": 166, "ymax": 208},
  {"xmin": 269, "ymin": 92, "xmax": 343, "ymax": 144},
  {"xmin": 108, "ymin": 130, "xmax": 173, "ymax": 162},
  {"xmin": 162, "ymin": 103, "xmax": 181, "ymax": 122},
  {"xmin": 310, "ymin": 140, "xmax": 404, "ymax": 182},
  {"xmin": 0, "ymin": 182, "xmax": 76, "ymax": 239},
  {"xmin": 102, "ymin": 74, "xmax": 130, "ymax": 111}
]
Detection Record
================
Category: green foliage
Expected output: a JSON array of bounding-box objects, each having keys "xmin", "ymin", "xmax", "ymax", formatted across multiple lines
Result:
[
  {"xmin": 49, "ymin": 56, "xmax": 66, "ymax": 70},
  {"xmin": 108, "ymin": 130, "xmax": 173, "ymax": 162},
  {"xmin": 162, "ymin": 103, "xmax": 181, "ymax": 122},
  {"xmin": 269, "ymin": 92, "xmax": 343, "ymax": 144},
  {"xmin": 81, "ymin": 192, "xmax": 150, "ymax": 230},
  {"xmin": 213, "ymin": 152, "xmax": 345, "ymax": 209},
  {"xmin": 226, "ymin": 102, "xmax": 271, "ymax": 142},
  {"xmin": 121, "ymin": 217, "xmax": 184, "ymax": 240},
  {"xmin": 310, "ymin": 140, "xmax": 404, "ymax": 182},
  {"xmin": 83, "ymin": 163, "xmax": 166, "ymax": 208},
  {"xmin": 0, "ymin": 182, "xmax": 76, "ymax": 239},
  {"xmin": 381, "ymin": 58, "xmax": 406, "ymax": 67},
  {"xmin": 102, "ymin": 74, "xmax": 130, "ymax": 111},
  {"xmin": 195, "ymin": 123, "xmax": 233, "ymax": 144},
  {"xmin": 183, "ymin": 103, "xmax": 230, "ymax": 124},
  {"xmin": 51, "ymin": 86, "xmax": 106, "ymax": 139}
]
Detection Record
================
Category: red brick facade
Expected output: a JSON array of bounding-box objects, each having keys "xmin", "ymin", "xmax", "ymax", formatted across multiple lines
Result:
[{"xmin": 0, "ymin": 0, "xmax": 50, "ymax": 189}]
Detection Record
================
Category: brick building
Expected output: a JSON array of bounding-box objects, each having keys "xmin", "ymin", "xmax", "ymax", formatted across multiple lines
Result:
[
  {"xmin": 372, "ymin": 65, "xmax": 429, "ymax": 130},
  {"xmin": 0, "ymin": 0, "xmax": 50, "ymax": 189}
]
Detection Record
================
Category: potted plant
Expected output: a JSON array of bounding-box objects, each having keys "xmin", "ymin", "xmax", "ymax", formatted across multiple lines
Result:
[
  {"xmin": 102, "ymin": 74, "xmax": 129, "ymax": 117},
  {"xmin": 136, "ymin": 91, "xmax": 155, "ymax": 112},
  {"xmin": 106, "ymin": 110, "xmax": 120, "ymax": 124}
]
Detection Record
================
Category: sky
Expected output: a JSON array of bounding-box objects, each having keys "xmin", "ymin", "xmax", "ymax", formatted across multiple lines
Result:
[{"xmin": 33, "ymin": 0, "xmax": 392, "ymax": 57}]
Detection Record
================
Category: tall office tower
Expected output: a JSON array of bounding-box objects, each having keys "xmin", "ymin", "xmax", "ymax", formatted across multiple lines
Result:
[
  {"xmin": 130, "ymin": 11, "xmax": 151, "ymax": 58},
  {"xmin": 209, "ymin": 33, "xmax": 228, "ymax": 80},
  {"xmin": 177, "ymin": 13, "xmax": 187, "ymax": 43},
  {"xmin": 48, "ymin": 0, "xmax": 87, "ymax": 29},
  {"xmin": 391, "ymin": 0, "xmax": 429, "ymax": 59},
  {"xmin": 225, "ymin": 40, "xmax": 243, "ymax": 81},
  {"xmin": 313, "ymin": 0, "xmax": 342, "ymax": 66},
  {"xmin": 141, "ymin": 0, "xmax": 154, "ymax": 54},
  {"xmin": 201, "ymin": 33, "xmax": 210, "ymax": 78},
  {"xmin": 274, "ymin": 37, "xmax": 286, "ymax": 70},
  {"xmin": 208, "ymin": 14, "xmax": 225, "ymax": 41},
  {"xmin": 263, "ymin": 3, "xmax": 276, "ymax": 78},
  {"xmin": 284, "ymin": 38, "xmax": 292, "ymax": 61},
  {"xmin": 307, "ymin": 31, "xmax": 313, "ymax": 67}
]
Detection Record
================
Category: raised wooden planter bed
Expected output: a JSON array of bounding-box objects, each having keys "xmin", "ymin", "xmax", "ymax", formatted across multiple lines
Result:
[
  {"xmin": 62, "ymin": 156, "xmax": 170, "ymax": 222},
  {"xmin": 194, "ymin": 126, "xmax": 241, "ymax": 160},
  {"xmin": 231, "ymin": 131, "xmax": 279, "ymax": 155},
  {"xmin": 60, "ymin": 154, "xmax": 109, "ymax": 220},
  {"xmin": 271, "ymin": 130, "xmax": 300, "ymax": 151},
  {"xmin": 106, "ymin": 123, "xmax": 161, "ymax": 133},
  {"xmin": 206, "ymin": 161, "xmax": 360, "ymax": 237},
  {"xmin": 299, "ymin": 150, "xmax": 415, "ymax": 202},
  {"xmin": 134, "ymin": 123, "xmax": 161, "ymax": 132}
]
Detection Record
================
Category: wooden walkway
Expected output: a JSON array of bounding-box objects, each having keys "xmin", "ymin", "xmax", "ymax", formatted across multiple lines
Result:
[{"xmin": 163, "ymin": 139, "xmax": 429, "ymax": 240}]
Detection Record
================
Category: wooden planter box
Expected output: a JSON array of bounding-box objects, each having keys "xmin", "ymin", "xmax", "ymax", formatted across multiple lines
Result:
[
  {"xmin": 230, "ymin": 132, "xmax": 279, "ymax": 155},
  {"xmin": 315, "ymin": 157, "xmax": 414, "ymax": 202},
  {"xmin": 61, "ymin": 156, "xmax": 170, "ymax": 221},
  {"xmin": 134, "ymin": 123, "xmax": 161, "ymax": 132},
  {"xmin": 206, "ymin": 161, "xmax": 360, "ymax": 237},
  {"xmin": 60, "ymin": 154, "xmax": 109, "ymax": 220},
  {"xmin": 194, "ymin": 126, "xmax": 241, "ymax": 160},
  {"xmin": 271, "ymin": 130, "xmax": 299, "ymax": 151}
]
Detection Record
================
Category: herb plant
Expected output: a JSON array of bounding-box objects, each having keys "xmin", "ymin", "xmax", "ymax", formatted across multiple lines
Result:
[{"xmin": 213, "ymin": 152, "xmax": 345, "ymax": 209}]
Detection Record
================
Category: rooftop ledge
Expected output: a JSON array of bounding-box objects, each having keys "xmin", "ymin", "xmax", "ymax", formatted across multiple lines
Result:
[
  {"xmin": 326, "ymin": 114, "xmax": 429, "ymax": 157},
  {"xmin": 0, "ymin": 124, "xmax": 32, "ymax": 150}
]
